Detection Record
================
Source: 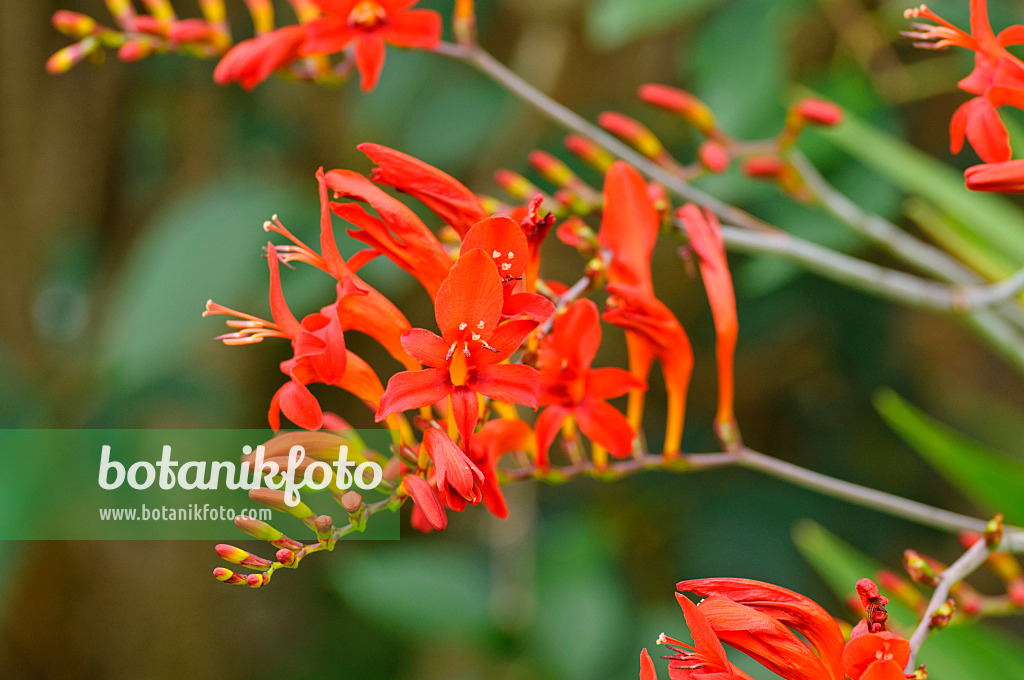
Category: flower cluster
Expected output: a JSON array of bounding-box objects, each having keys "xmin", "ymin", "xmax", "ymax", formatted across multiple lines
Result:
[
  {"xmin": 640, "ymin": 577, "xmax": 920, "ymax": 680},
  {"xmin": 47, "ymin": 0, "xmax": 441, "ymax": 91},
  {"xmin": 905, "ymin": 0, "xmax": 1024, "ymax": 191},
  {"xmin": 204, "ymin": 141, "xmax": 742, "ymax": 550}
]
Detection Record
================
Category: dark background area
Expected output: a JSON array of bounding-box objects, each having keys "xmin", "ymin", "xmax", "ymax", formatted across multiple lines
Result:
[{"xmin": 2, "ymin": 1, "xmax": 1023, "ymax": 678}]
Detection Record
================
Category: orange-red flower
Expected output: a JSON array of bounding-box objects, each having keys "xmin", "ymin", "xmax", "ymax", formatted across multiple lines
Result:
[
  {"xmin": 964, "ymin": 158, "xmax": 1024, "ymax": 192},
  {"xmin": 214, "ymin": 0, "xmax": 441, "ymax": 91},
  {"xmin": 535, "ymin": 299, "xmax": 644, "ymax": 466},
  {"xmin": 375, "ymin": 249, "xmax": 542, "ymax": 447},
  {"xmin": 905, "ymin": 0, "xmax": 1024, "ymax": 162},
  {"xmin": 401, "ymin": 472, "xmax": 447, "ymax": 531},
  {"xmin": 678, "ymin": 204, "xmax": 740, "ymax": 448},
  {"xmin": 599, "ymin": 162, "xmax": 693, "ymax": 457},
  {"xmin": 422, "ymin": 427, "xmax": 484, "ymax": 511},
  {"xmin": 659, "ymin": 594, "xmax": 753, "ymax": 680},
  {"xmin": 843, "ymin": 631, "xmax": 910, "ymax": 680}
]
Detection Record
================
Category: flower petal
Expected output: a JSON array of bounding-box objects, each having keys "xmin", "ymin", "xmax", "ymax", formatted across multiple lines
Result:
[
  {"xmin": 575, "ymin": 396, "xmax": 636, "ymax": 458},
  {"xmin": 470, "ymin": 363, "xmax": 540, "ymax": 408},
  {"xmin": 450, "ymin": 385, "xmax": 480, "ymax": 451},
  {"xmin": 402, "ymin": 474, "xmax": 447, "ymax": 531},
  {"xmin": 354, "ymin": 34, "xmax": 386, "ymax": 91},
  {"xmin": 276, "ymin": 379, "xmax": 323, "ymax": 431},
  {"xmin": 586, "ymin": 367, "xmax": 645, "ymax": 400},
  {"xmin": 381, "ymin": 9, "xmax": 442, "ymax": 49},
  {"xmin": 461, "ymin": 215, "xmax": 529, "ymax": 280},
  {"xmin": 435, "ymin": 249, "xmax": 505, "ymax": 341},
  {"xmin": 599, "ymin": 161, "xmax": 658, "ymax": 295},
  {"xmin": 376, "ymin": 367, "xmax": 450, "ymax": 420},
  {"xmin": 534, "ymin": 404, "xmax": 570, "ymax": 469},
  {"xmin": 401, "ymin": 328, "xmax": 449, "ymax": 367},
  {"xmin": 503, "ymin": 292, "xmax": 556, "ymax": 322}
]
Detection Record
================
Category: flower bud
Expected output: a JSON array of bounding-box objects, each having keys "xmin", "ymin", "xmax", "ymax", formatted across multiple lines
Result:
[
  {"xmin": 529, "ymin": 151, "xmax": 577, "ymax": 188},
  {"xmin": 742, "ymin": 155, "xmax": 787, "ymax": 179},
  {"xmin": 791, "ymin": 98, "xmax": 843, "ymax": 127},
  {"xmin": 598, "ymin": 112, "xmax": 666, "ymax": 161},
  {"xmin": 564, "ymin": 134, "xmax": 614, "ymax": 172},
  {"xmin": 985, "ymin": 514, "xmax": 1004, "ymax": 548},
  {"xmin": 46, "ymin": 38, "xmax": 101, "ymax": 75},
  {"xmin": 212, "ymin": 567, "xmax": 247, "ymax": 585},
  {"xmin": 929, "ymin": 599, "xmax": 955, "ymax": 629},
  {"xmin": 401, "ymin": 474, "xmax": 447, "ymax": 531},
  {"xmin": 249, "ymin": 488, "xmax": 317, "ymax": 529},
  {"xmin": 339, "ymin": 490, "xmax": 363, "ymax": 513},
  {"xmin": 52, "ymin": 11, "xmax": 97, "ymax": 38},
  {"xmin": 246, "ymin": 573, "xmax": 270, "ymax": 588},
  {"xmin": 167, "ymin": 19, "xmax": 217, "ymax": 44},
  {"xmin": 964, "ymin": 160, "xmax": 1024, "ymax": 193},
  {"xmin": 638, "ymin": 84, "xmax": 717, "ymax": 135},
  {"xmin": 494, "ymin": 169, "xmax": 543, "ymax": 202},
  {"xmin": 276, "ymin": 548, "xmax": 298, "ymax": 567},
  {"xmin": 697, "ymin": 140, "xmax": 730, "ymax": 174},
  {"xmin": 118, "ymin": 40, "xmax": 155, "ymax": 63},
  {"xmin": 904, "ymin": 549, "xmax": 940, "ymax": 587},
  {"xmin": 215, "ymin": 544, "xmax": 273, "ymax": 570}
]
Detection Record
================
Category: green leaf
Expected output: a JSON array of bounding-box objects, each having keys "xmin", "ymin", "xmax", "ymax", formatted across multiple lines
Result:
[
  {"xmin": 585, "ymin": 0, "xmax": 719, "ymax": 50},
  {"xmin": 817, "ymin": 112, "xmax": 1024, "ymax": 275},
  {"xmin": 333, "ymin": 543, "xmax": 492, "ymax": 640},
  {"xmin": 874, "ymin": 389, "xmax": 1024, "ymax": 524},
  {"xmin": 793, "ymin": 520, "xmax": 1024, "ymax": 680}
]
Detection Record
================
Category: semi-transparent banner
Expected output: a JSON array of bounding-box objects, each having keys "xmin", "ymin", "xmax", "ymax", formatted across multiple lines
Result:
[{"xmin": 0, "ymin": 429, "xmax": 399, "ymax": 540}]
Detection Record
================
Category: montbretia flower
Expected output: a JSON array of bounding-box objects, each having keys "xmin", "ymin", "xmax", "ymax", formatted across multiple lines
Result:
[
  {"xmin": 964, "ymin": 159, "xmax": 1024, "ymax": 192},
  {"xmin": 843, "ymin": 631, "xmax": 910, "ymax": 680},
  {"xmin": 214, "ymin": 0, "xmax": 441, "ymax": 91},
  {"xmin": 375, "ymin": 249, "xmax": 542, "ymax": 448},
  {"xmin": 904, "ymin": 0, "xmax": 1024, "ymax": 162},
  {"xmin": 535, "ymin": 299, "xmax": 644, "ymax": 466},
  {"xmin": 658, "ymin": 594, "xmax": 753, "ymax": 680},
  {"xmin": 422, "ymin": 427, "xmax": 484, "ymax": 511},
  {"xmin": 678, "ymin": 204, "xmax": 740, "ymax": 448},
  {"xmin": 599, "ymin": 162, "xmax": 693, "ymax": 457}
]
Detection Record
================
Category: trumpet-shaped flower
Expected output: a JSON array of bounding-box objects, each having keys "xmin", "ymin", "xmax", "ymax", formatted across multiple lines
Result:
[
  {"xmin": 214, "ymin": 0, "xmax": 441, "ymax": 91},
  {"xmin": 535, "ymin": 299, "xmax": 644, "ymax": 466},
  {"xmin": 376, "ymin": 249, "xmax": 542, "ymax": 447},
  {"xmin": 422, "ymin": 427, "xmax": 484, "ymax": 511},
  {"xmin": 599, "ymin": 162, "xmax": 693, "ymax": 456}
]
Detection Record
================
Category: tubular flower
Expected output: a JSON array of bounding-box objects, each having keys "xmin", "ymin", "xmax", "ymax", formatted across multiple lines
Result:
[
  {"xmin": 468, "ymin": 417, "xmax": 532, "ymax": 519},
  {"xmin": 535, "ymin": 299, "xmax": 645, "ymax": 467},
  {"xmin": 422, "ymin": 427, "xmax": 484, "ymax": 511},
  {"xmin": 677, "ymin": 578, "xmax": 846, "ymax": 680},
  {"xmin": 661, "ymin": 594, "xmax": 754, "ymax": 680},
  {"xmin": 460, "ymin": 215, "xmax": 556, "ymax": 321},
  {"xmin": 214, "ymin": 0, "xmax": 441, "ymax": 91},
  {"xmin": 904, "ymin": 0, "xmax": 1024, "ymax": 163},
  {"xmin": 843, "ymin": 631, "xmax": 910, "ymax": 680},
  {"xmin": 964, "ymin": 159, "xmax": 1024, "ymax": 192},
  {"xmin": 401, "ymin": 472, "xmax": 447, "ymax": 531},
  {"xmin": 677, "ymin": 204, "xmax": 740, "ymax": 449},
  {"xmin": 599, "ymin": 162, "xmax": 693, "ymax": 457},
  {"xmin": 325, "ymin": 165, "xmax": 453, "ymax": 297},
  {"xmin": 359, "ymin": 143, "xmax": 489, "ymax": 239},
  {"xmin": 375, "ymin": 249, "xmax": 542, "ymax": 448}
]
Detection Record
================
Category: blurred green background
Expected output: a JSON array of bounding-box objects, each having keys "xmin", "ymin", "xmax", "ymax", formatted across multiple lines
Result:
[{"xmin": 3, "ymin": 0, "xmax": 1024, "ymax": 678}]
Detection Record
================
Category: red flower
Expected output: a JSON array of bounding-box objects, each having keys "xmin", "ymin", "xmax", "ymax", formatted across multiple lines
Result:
[
  {"xmin": 843, "ymin": 631, "xmax": 910, "ymax": 680},
  {"xmin": 661, "ymin": 594, "xmax": 753, "ymax": 680},
  {"xmin": 677, "ymin": 578, "xmax": 846, "ymax": 680},
  {"xmin": 964, "ymin": 159, "xmax": 1024, "ymax": 192},
  {"xmin": 359, "ymin": 143, "xmax": 489, "ymax": 239},
  {"xmin": 375, "ymin": 249, "xmax": 542, "ymax": 447},
  {"xmin": 678, "ymin": 204, "xmax": 740, "ymax": 448},
  {"xmin": 599, "ymin": 162, "xmax": 693, "ymax": 457},
  {"xmin": 535, "ymin": 299, "xmax": 644, "ymax": 466},
  {"xmin": 401, "ymin": 472, "xmax": 447, "ymax": 531},
  {"xmin": 422, "ymin": 427, "xmax": 484, "ymax": 511},
  {"xmin": 468, "ymin": 417, "xmax": 533, "ymax": 519},
  {"xmin": 214, "ymin": 0, "xmax": 441, "ymax": 91},
  {"xmin": 905, "ymin": 0, "xmax": 1024, "ymax": 162}
]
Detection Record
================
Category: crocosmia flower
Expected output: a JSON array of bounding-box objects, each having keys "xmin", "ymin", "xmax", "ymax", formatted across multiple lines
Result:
[
  {"xmin": 214, "ymin": 0, "xmax": 441, "ymax": 91},
  {"xmin": 843, "ymin": 631, "xmax": 910, "ymax": 680}
]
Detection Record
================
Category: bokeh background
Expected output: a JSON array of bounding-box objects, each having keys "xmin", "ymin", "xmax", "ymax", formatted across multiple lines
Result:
[{"xmin": 2, "ymin": 0, "xmax": 1024, "ymax": 678}]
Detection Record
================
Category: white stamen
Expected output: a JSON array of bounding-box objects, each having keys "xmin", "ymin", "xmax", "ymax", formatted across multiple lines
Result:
[
  {"xmin": 492, "ymin": 250, "xmax": 501, "ymax": 259},
  {"xmin": 476, "ymin": 320, "xmax": 485, "ymax": 329},
  {"xmin": 507, "ymin": 251, "xmax": 514, "ymax": 258},
  {"xmin": 471, "ymin": 332, "xmax": 481, "ymax": 341},
  {"xmin": 459, "ymin": 322, "xmax": 468, "ymax": 330},
  {"xmin": 501, "ymin": 262, "xmax": 511, "ymax": 271}
]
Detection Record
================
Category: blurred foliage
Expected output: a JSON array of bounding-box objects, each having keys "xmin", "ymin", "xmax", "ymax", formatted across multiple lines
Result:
[{"xmin": 2, "ymin": 0, "xmax": 1024, "ymax": 678}]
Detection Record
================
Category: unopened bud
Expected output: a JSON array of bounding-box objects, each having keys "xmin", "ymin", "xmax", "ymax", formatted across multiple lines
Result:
[
  {"xmin": 598, "ymin": 112, "xmax": 666, "ymax": 161},
  {"xmin": 638, "ymin": 84, "xmax": 717, "ymax": 136},
  {"xmin": 564, "ymin": 134, "xmax": 614, "ymax": 172},
  {"xmin": 1008, "ymin": 579, "xmax": 1024, "ymax": 606},
  {"xmin": 742, "ymin": 155, "xmax": 787, "ymax": 179},
  {"xmin": 46, "ymin": 38, "xmax": 101, "ymax": 75},
  {"xmin": 494, "ymin": 169, "xmax": 543, "ymax": 201},
  {"xmin": 249, "ymin": 488, "xmax": 317, "ymax": 529},
  {"xmin": 167, "ymin": 19, "xmax": 216, "ymax": 43},
  {"xmin": 340, "ymin": 491, "xmax": 363, "ymax": 513},
  {"xmin": 314, "ymin": 514, "xmax": 334, "ymax": 545},
  {"xmin": 529, "ymin": 151, "xmax": 577, "ymax": 188},
  {"xmin": 584, "ymin": 257, "xmax": 606, "ymax": 286},
  {"xmin": 118, "ymin": 40, "xmax": 155, "ymax": 63},
  {"xmin": 246, "ymin": 572, "xmax": 270, "ymax": 588},
  {"xmin": 276, "ymin": 548, "xmax": 298, "ymax": 567},
  {"xmin": 212, "ymin": 567, "xmax": 247, "ymax": 585},
  {"xmin": 792, "ymin": 98, "xmax": 843, "ymax": 127},
  {"xmin": 985, "ymin": 514, "xmax": 1004, "ymax": 548},
  {"xmin": 908, "ymin": 665, "xmax": 928, "ymax": 680},
  {"xmin": 929, "ymin": 599, "xmax": 955, "ymax": 629},
  {"xmin": 215, "ymin": 544, "xmax": 273, "ymax": 570},
  {"xmin": 52, "ymin": 10, "xmax": 97, "ymax": 38},
  {"xmin": 904, "ymin": 550, "xmax": 940, "ymax": 586},
  {"xmin": 876, "ymin": 569, "xmax": 925, "ymax": 608},
  {"xmin": 698, "ymin": 140, "xmax": 730, "ymax": 174}
]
